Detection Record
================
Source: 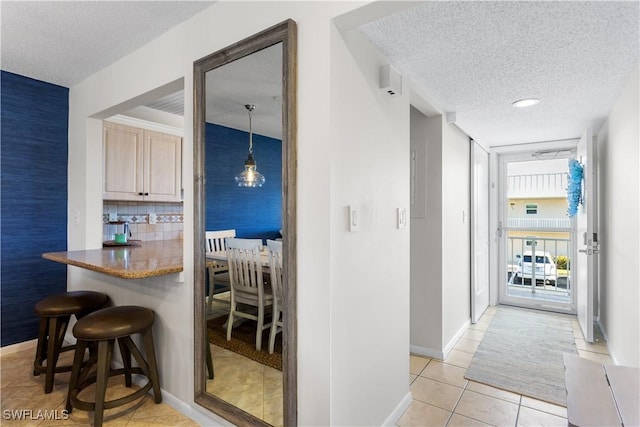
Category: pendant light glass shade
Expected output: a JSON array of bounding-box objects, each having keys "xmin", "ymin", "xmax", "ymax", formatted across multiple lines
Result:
[{"xmin": 235, "ymin": 104, "xmax": 265, "ymax": 187}]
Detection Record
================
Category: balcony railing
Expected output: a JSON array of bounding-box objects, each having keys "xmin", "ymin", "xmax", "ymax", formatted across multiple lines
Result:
[
  {"xmin": 506, "ymin": 235, "xmax": 571, "ymax": 296},
  {"xmin": 508, "ymin": 217, "xmax": 571, "ymax": 229}
]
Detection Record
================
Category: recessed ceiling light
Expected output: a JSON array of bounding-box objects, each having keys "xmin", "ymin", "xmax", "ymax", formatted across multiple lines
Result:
[{"xmin": 512, "ymin": 98, "xmax": 540, "ymax": 108}]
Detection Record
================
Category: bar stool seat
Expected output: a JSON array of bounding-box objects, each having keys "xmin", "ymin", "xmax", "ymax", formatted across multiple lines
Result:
[
  {"xmin": 33, "ymin": 290, "xmax": 109, "ymax": 393},
  {"xmin": 66, "ymin": 306, "xmax": 162, "ymax": 427}
]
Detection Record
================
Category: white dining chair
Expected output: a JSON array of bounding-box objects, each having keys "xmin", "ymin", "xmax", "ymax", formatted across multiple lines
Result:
[
  {"xmin": 205, "ymin": 229, "xmax": 236, "ymax": 313},
  {"xmin": 225, "ymin": 237, "xmax": 273, "ymax": 350},
  {"xmin": 266, "ymin": 239, "xmax": 283, "ymax": 354}
]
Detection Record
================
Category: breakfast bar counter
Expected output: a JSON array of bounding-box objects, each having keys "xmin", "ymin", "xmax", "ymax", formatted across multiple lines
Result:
[{"xmin": 43, "ymin": 240, "xmax": 185, "ymax": 279}]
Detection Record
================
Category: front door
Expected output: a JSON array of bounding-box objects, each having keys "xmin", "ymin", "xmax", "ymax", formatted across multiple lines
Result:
[{"xmin": 498, "ymin": 151, "xmax": 576, "ymax": 313}]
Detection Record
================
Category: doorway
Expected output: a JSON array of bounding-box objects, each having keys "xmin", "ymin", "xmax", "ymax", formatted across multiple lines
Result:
[{"xmin": 498, "ymin": 153, "xmax": 576, "ymax": 313}]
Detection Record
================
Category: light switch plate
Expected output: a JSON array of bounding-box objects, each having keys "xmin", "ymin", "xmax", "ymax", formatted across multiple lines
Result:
[
  {"xmin": 397, "ymin": 208, "xmax": 407, "ymax": 229},
  {"xmin": 348, "ymin": 206, "xmax": 359, "ymax": 232}
]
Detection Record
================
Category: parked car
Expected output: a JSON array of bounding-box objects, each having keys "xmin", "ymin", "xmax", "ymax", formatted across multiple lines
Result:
[{"xmin": 514, "ymin": 251, "xmax": 557, "ymax": 285}]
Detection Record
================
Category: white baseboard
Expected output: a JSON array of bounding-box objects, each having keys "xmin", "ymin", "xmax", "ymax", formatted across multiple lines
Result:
[
  {"xmin": 410, "ymin": 344, "xmax": 443, "ymax": 360},
  {"xmin": 381, "ymin": 391, "xmax": 413, "ymax": 427},
  {"xmin": 0, "ymin": 339, "xmax": 37, "ymax": 356},
  {"xmin": 443, "ymin": 319, "xmax": 471, "ymax": 359},
  {"xmin": 410, "ymin": 319, "xmax": 471, "ymax": 361},
  {"xmin": 596, "ymin": 318, "xmax": 618, "ymax": 365}
]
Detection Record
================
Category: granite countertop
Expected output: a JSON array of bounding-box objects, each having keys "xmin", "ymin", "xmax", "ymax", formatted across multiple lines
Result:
[{"xmin": 43, "ymin": 240, "xmax": 185, "ymax": 279}]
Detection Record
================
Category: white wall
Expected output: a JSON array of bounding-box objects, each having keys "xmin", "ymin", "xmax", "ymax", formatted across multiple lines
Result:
[
  {"xmin": 441, "ymin": 119, "xmax": 471, "ymax": 347},
  {"xmin": 409, "ymin": 110, "xmax": 471, "ymax": 357},
  {"xmin": 66, "ymin": 1, "xmax": 412, "ymax": 425},
  {"xmin": 329, "ymin": 27, "xmax": 410, "ymax": 426},
  {"xmin": 597, "ymin": 66, "xmax": 640, "ymax": 367},
  {"xmin": 410, "ymin": 109, "xmax": 443, "ymax": 353}
]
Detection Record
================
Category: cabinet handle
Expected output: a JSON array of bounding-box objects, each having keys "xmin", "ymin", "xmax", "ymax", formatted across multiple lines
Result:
[
  {"xmin": 144, "ymin": 192, "xmax": 149, "ymax": 196},
  {"xmin": 138, "ymin": 192, "xmax": 144, "ymax": 196}
]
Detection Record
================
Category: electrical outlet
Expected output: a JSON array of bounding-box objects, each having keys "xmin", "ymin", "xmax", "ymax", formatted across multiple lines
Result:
[
  {"xmin": 109, "ymin": 213, "xmax": 118, "ymax": 222},
  {"xmin": 148, "ymin": 213, "xmax": 157, "ymax": 224},
  {"xmin": 74, "ymin": 210, "xmax": 80, "ymax": 224}
]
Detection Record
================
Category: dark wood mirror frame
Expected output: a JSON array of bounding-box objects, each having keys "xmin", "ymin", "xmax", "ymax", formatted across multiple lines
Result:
[{"xmin": 193, "ymin": 20, "xmax": 297, "ymax": 426}]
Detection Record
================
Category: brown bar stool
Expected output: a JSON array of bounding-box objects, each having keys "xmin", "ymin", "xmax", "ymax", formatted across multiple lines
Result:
[
  {"xmin": 33, "ymin": 290, "xmax": 109, "ymax": 393},
  {"xmin": 66, "ymin": 305, "xmax": 162, "ymax": 427}
]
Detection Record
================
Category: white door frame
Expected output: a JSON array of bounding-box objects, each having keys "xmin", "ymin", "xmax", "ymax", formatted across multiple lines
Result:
[{"xmin": 471, "ymin": 141, "xmax": 490, "ymax": 323}]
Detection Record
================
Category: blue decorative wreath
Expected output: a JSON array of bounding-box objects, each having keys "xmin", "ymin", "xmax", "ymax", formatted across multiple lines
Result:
[{"xmin": 567, "ymin": 159, "xmax": 583, "ymax": 217}]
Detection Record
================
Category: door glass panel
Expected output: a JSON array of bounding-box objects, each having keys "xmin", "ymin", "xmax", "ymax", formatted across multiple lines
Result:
[{"xmin": 502, "ymin": 157, "xmax": 574, "ymax": 309}]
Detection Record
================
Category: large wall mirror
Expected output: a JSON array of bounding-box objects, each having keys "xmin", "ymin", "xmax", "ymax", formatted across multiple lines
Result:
[{"xmin": 193, "ymin": 20, "xmax": 297, "ymax": 426}]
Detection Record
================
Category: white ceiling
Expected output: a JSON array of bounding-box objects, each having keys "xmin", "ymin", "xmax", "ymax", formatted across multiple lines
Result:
[
  {"xmin": 1, "ymin": 1, "xmax": 213, "ymax": 88},
  {"xmin": 2, "ymin": 1, "xmax": 638, "ymax": 146},
  {"xmin": 359, "ymin": 1, "xmax": 639, "ymax": 146}
]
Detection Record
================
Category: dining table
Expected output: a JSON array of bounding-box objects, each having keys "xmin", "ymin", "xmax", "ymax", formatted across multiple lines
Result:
[{"xmin": 205, "ymin": 247, "xmax": 271, "ymax": 267}]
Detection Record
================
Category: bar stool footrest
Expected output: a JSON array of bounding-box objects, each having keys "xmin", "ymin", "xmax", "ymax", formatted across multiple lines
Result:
[{"xmin": 68, "ymin": 367, "xmax": 153, "ymax": 413}]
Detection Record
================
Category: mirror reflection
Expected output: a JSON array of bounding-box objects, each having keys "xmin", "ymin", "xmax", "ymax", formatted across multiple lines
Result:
[{"xmin": 203, "ymin": 43, "xmax": 284, "ymax": 426}]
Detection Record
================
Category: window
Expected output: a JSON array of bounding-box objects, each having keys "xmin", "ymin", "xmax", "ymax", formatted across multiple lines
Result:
[{"xmin": 525, "ymin": 203, "xmax": 538, "ymax": 215}]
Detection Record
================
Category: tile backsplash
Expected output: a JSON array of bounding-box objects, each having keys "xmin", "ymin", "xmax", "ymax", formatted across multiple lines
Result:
[{"xmin": 103, "ymin": 201, "xmax": 183, "ymax": 242}]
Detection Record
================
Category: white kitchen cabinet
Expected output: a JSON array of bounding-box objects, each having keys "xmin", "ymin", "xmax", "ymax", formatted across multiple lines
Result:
[{"xmin": 103, "ymin": 121, "xmax": 182, "ymax": 202}]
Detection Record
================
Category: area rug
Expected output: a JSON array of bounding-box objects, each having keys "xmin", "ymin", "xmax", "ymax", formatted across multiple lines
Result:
[
  {"xmin": 464, "ymin": 306, "xmax": 578, "ymax": 406},
  {"xmin": 207, "ymin": 315, "xmax": 282, "ymax": 371}
]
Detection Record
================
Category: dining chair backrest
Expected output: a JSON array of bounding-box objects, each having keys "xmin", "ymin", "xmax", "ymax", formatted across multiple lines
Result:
[
  {"xmin": 224, "ymin": 238, "xmax": 264, "ymax": 297},
  {"xmin": 266, "ymin": 240, "xmax": 283, "ymax": 302},
  {"xmin": 205, "ymin": 229, "xmax": 236, "ymax": 254}
]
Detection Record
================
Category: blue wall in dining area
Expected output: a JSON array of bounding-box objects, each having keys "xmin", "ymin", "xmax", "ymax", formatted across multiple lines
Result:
[
  {"xmin": 205, "ymin": 122, "xmax": 282, "ymax": 241},
  {"xmin": 1, "ymin": 71, "xmax": 69, "ymax": 347}
]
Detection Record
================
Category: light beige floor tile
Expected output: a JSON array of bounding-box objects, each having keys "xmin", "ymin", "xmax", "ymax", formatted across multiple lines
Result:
[
  {"xmin": 410, "ymin": 377, "xmax": 464, "ymax": 411},
  {"xmin": 410, "ymin": 355, "xmax": 431, "ymax": 375},
  {"xmin": 468, "ymin": 321, "xmax": 490, "ymax": 331},
  {"xmin": 420, "ymin": 361, "xmax": 468, "ymax": 388},
  {"xmin": 484, "ymin": 306, "xmax": 498, "ymax": 314},
  {"xmin": 520, "ymin": 396, "xmax": 567, "ymax": 418},
  {"xmin": 446, "ymin": 413, "xmax": 491, "ymax": 426},
  {"xmin": 396, "ymin": 400, "xmax": 451, "ymax": 427},
  {"xmin": 461, "ymin": 329, "xmax": 485, "ymax": 342},
  {"xmin": 130, "ymin": 397, "xmax": 178, "ymax": 419},
  {"xmin": 516, "ymin": 406, "xmax": 567, "ymax": 427},
  {"xmin": 443, "ymin": 350, "xmax": 473, "ymax": 369},
  {"xmin": 263, "ymin": 394, "xmax": 284, "ymax": 427},
  {"xmin": 577, "ymin": 350, "xmax": 613, "ymax": 364},
  {"xmin": 466, "ymin": 381, "xmax": 521, "ymax": 404},
  {"xmin": 453, "ymin": 339, "xmax": 480, "ymax": 355},
  {"xmin": 455, "ymin": 390, "xmax": 519, "ymax": 426},
  {"xmin": 410, "ymin": 374, "xmax": 417, "ymax": 384},
  {"xmin": 574, "ymin": 339, "xmax": 609, "ymax": 354}
]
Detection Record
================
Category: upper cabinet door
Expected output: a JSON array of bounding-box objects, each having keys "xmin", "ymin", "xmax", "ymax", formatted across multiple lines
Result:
[
  {"xmin": 103, "ymin": 122, "xmax": 182, "ymax": 202},
  {"xmin": 103, "ymin": 122, "xmax": 144, "ymax": 201},
  {"xmin": 144, "ymin": 129, "xmax": 182, "ymax": 202}
]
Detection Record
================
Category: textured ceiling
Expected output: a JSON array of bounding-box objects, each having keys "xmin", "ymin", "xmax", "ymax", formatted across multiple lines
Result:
[
  {"xmin": 1, "ymin": 1, "xmax": 213, "ymax": 87},
  {"xmin": 205, "ymin": 43, "xmax": 282, "ymax": 139},
  {"xmin": 359, "ymin": 1, "xmax": 639, "ymax": 146}
]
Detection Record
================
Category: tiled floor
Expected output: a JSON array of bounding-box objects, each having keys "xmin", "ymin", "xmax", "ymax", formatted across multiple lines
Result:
[
  {"xmin": 400, "ymin": 305, "xmax": 613, "ymax": 427},
  {"xmin": 205, "ymin": 293, "xmax": 284, "ymax": 426},
  {"xmin": 0, "ymin": 348, "xmax": 198, "ymax": 426},
  {"xmin": 1, "ymin": 305, "xmax": 613, "ymax": 427},
  {"xmin": 206, "ymin": 343, "xmax": 283, "ymax": 427}
]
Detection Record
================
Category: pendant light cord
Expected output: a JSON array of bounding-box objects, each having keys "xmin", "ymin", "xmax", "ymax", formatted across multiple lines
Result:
[{"xmin": 246, "ymin": 104, "xmax": 255, "ymax": 155}]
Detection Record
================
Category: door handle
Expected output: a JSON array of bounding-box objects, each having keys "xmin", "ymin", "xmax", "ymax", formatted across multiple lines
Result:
[{"xmin": 578, "ymin": 249, "xmax": 587, "ymax": 253}]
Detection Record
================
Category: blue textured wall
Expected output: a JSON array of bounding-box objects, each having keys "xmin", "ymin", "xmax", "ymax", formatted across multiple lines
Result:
[
  {"xmin": 205, "ymin": 123, "xmax": 282, "ymax": 241},
  {"xmin": 1, "ymin": 71, "xmax": 69, "ymax": 346}
]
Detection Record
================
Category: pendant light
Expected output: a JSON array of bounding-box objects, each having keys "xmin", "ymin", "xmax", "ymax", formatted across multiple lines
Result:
[{"xmin": 234, "ymin": 104, "xmax": 265, "ymax": 187}]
